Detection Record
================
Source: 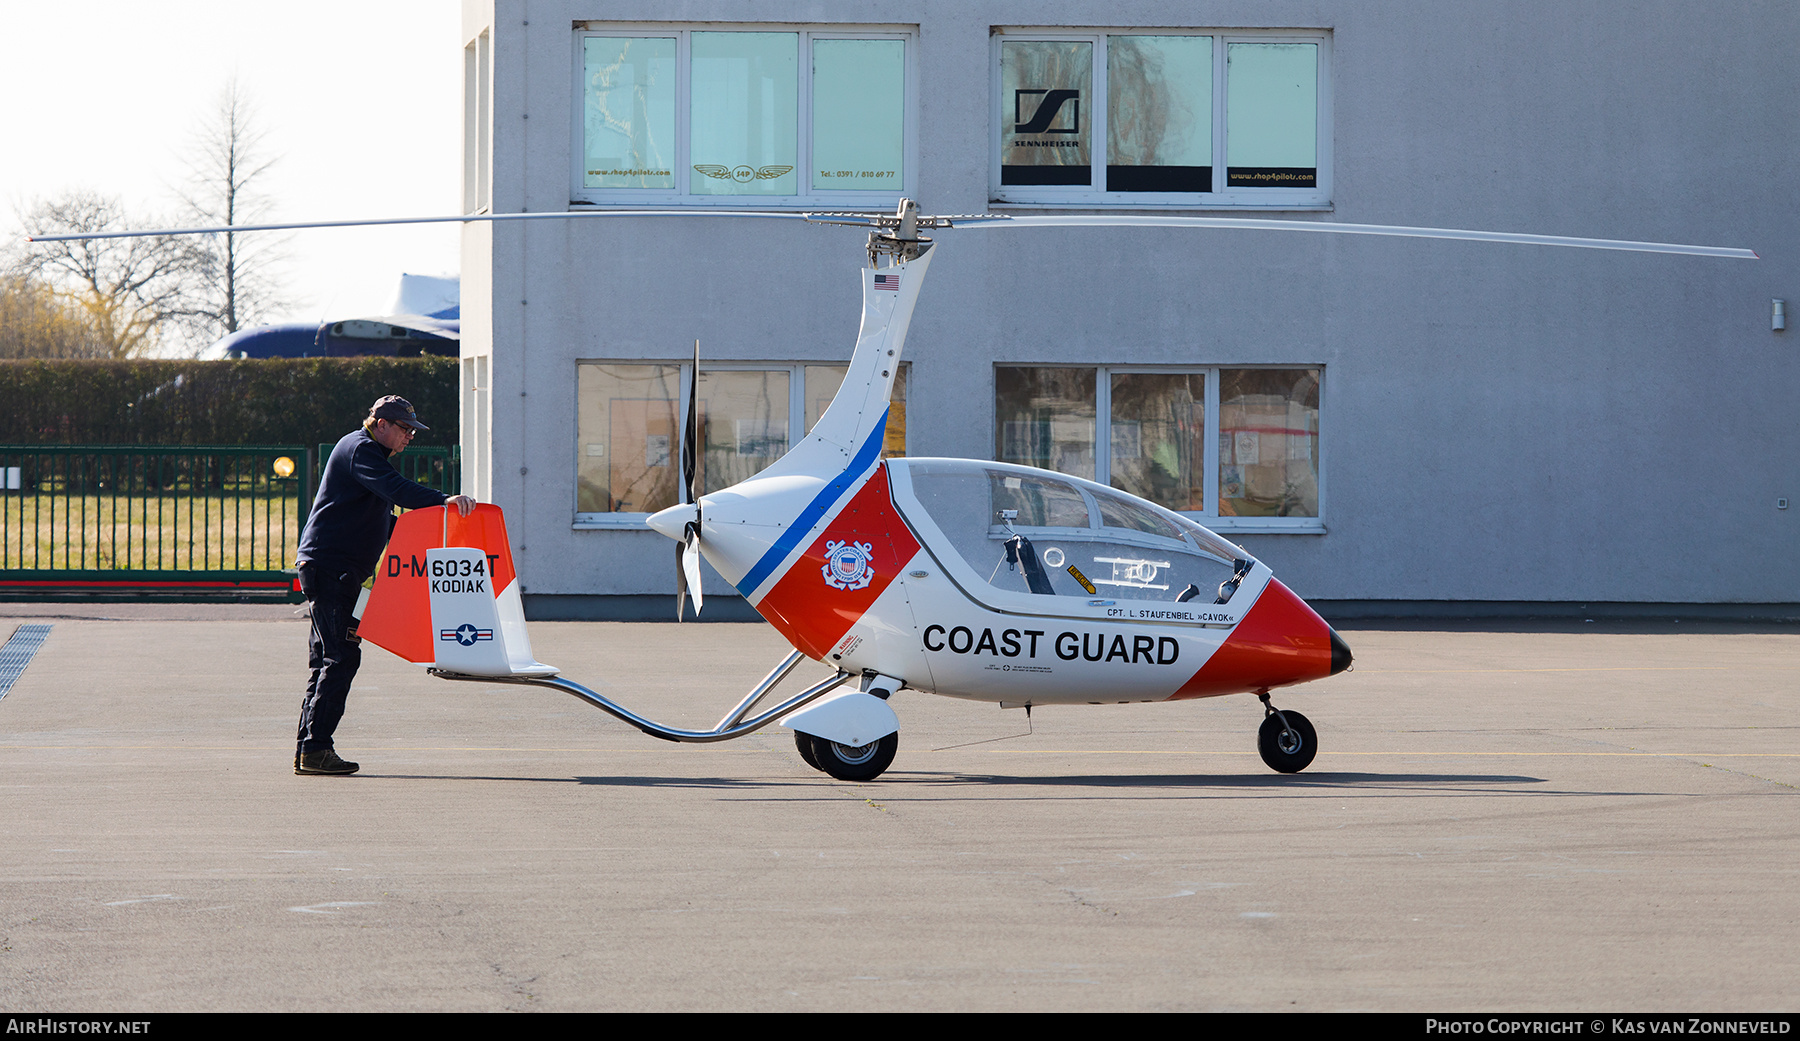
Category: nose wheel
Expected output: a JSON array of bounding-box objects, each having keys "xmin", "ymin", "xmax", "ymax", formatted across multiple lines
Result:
[{"xmin": 1256, "ymin": 693, "xmax": 1317, "ymax": 773}]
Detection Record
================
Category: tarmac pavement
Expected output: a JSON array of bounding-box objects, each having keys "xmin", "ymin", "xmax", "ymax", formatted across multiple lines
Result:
[{"xmin": 0, "ymin": 607, "xmax": 1794, "ymax": 1011}]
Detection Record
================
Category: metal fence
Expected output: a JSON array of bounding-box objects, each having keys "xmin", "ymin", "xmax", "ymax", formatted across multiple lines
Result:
[
  {"xmin": 321, "ymin": 443, "xmax": 461, "ymax": 502},
  {"xmin": 0, "ymin": 443, "xmax": 459, "ymax": 601}
]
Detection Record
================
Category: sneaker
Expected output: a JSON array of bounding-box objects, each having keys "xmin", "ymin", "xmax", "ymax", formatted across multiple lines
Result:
[{"xmin": 295, "ymin": 749, "xmax": 360, "ymax": 775}]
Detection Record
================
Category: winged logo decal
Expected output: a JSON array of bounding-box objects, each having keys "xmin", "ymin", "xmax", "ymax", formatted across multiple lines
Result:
[{"xmin": 694, "ymin": 164, "xmax": 795, "ymax": 183}]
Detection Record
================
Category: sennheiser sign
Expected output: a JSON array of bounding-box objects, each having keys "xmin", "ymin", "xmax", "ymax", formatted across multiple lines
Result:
[{"xmin": 1014, "ymin": 89, "xmax": 1080, "ymax": 135}]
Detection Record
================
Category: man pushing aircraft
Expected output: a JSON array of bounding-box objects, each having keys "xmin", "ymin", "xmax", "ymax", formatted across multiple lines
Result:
[{"xmin": 294, "ymin": 395, "xmax": 475, "ymax": 775}]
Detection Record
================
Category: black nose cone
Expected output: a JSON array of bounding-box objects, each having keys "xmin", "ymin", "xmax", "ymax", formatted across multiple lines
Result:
[{"xmin": 1329, "ymin": 628, "xmax": 1354, "ymax": 675}]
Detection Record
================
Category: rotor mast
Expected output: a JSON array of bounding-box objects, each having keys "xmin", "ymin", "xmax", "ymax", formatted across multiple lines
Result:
[{"xmin": 864, "ymin": 198, "xmax": 928, "ymax": 265}]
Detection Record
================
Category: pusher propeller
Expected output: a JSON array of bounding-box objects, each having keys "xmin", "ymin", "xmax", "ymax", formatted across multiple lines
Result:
[{"xmin": 674, "ymin": 339, "xmax": 703, "ymax": 620}]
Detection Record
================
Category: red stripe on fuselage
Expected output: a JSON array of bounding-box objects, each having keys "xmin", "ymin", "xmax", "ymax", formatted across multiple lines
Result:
[
  {"xmin": 753, "ymin": 464, "xmax": 920, "ymax": 660},
  {"xmin": 1169, "ymin": 578, "xmax": 1333, "ymax": 699}
]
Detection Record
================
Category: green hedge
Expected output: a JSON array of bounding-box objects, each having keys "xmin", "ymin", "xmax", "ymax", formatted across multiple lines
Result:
[{"xmin": 0, "ymin": 357, "xmax": 459, "ymax": 446}]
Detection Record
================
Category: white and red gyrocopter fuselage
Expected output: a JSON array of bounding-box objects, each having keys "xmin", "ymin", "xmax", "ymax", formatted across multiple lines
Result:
[{"xmin": 652, "ymin": 238, "xmax": 1347, "ymax": 699}]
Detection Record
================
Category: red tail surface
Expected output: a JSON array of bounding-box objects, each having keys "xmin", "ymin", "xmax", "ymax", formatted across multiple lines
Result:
[{"xmin": 359, "ymin": 505, "xmax": 520, "ymax": 664}]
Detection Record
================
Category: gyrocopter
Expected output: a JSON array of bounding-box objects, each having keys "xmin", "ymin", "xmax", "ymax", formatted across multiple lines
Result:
[{"xmin": 29, "ymin": 200, "xmax": 1757, "ymax": 781}]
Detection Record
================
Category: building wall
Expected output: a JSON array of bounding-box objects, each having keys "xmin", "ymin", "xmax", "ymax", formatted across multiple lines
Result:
[{"xmin": 462, "ymin": 0, "xmax": 1800, "ymax": 613}]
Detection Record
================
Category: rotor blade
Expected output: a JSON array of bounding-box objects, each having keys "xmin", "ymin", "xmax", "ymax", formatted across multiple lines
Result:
[
  {"xmin": 674, "ymin": 541, "xmax": 689, "ymax": 622},
  {"xmin": 682, "ymin": 529, "xmax": 703, "ymax": 618},
  {"xmin": 28, "ymin": 207, "xmax": 1756, "ymax": 259},
  {"xmin": 23, "ymin": 209, "xmax": 821, "ymax": 243},
  {"xmin": 944, "ymin": 214, "xmax": 1757, "ymax": 260}
]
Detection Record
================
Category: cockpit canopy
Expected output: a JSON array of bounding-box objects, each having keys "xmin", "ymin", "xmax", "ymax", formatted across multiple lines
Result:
[{"xmin": 888, "ymin": 459, "xmax": 1253, "ymax": 607}]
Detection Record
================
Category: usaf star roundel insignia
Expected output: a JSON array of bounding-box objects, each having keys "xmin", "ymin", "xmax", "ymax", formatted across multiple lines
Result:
[
  {"xmin": 821, "ymin": 539, "xmax": 876, "ymax": 591},
  {"xmin": 440, "ymin": 624, "xmax": 494, "ymax": 646}
]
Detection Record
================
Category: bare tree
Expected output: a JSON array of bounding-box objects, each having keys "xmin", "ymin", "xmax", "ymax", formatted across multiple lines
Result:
[
  {"xmin": 13, "ymin": 192, "xmax": 208, "ymax": 359},
  {"xmin": 175, "ymin": 77, "xmax": 290, "ymax": 342}
]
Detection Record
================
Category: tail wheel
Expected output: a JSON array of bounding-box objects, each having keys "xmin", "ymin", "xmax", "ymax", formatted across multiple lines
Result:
[
  {"xmin": 1257, "ymin": 710, "xmax": 1317, "ymax": 773},
  {"xmin": 807, "ymin": 732, "xmax": 899, "ymax": 781},
  {"xmin": 795, "ymin": 729, "xmax": 823, "ymax": 771}
]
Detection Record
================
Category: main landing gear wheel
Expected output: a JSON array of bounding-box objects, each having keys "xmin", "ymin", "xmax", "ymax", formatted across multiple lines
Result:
[
  {"xmin": 795, "ymin": 729, "xmax": 823, "ymax": 771},
  {"xmin": 1257, "ymin": 702, "xmax": 1317, "ymax": 774},
  {"xmin": 807, "ymin": 732, "xmax": 899, "ymax": 781}
]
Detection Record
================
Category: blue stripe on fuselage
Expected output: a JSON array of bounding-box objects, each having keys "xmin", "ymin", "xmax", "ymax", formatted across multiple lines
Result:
[{"xmin": 734, "ymin": 409, "xmax": 888, "ymax": 598}]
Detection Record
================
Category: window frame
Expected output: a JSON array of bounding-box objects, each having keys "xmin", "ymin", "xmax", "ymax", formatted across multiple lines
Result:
[
  {"xmin": 570, "ymin": 23, "xmax": 920, "ymax": 209},
  {"xmin": 573, "ymin": 359, "xmax": 910, "ymax": 528},
  {"xmin": 995, "ymin": 363, "xmax": 1326, "ymax": 534},
  {"xmin": 990, "ymin": 28, "xmax": 1332, "ymax": 210}
]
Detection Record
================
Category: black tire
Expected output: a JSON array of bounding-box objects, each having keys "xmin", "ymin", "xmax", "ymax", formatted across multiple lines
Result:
[
  {"xmin": 1257, "ymin": 710, "xmax": 1317, "ymax": 773},
  {"xmin": 795, "ymin": 729, "xmax": 823, "ymax": 770},
  {"xmin": 808, "ymin": 732, "xmax": 899, "ymax": 781}
]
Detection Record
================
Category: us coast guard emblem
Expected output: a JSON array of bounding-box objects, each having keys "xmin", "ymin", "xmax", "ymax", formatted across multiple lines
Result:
[{"xmin": 822, "ymin": 540, "xmax": 876, "ymax": 591}]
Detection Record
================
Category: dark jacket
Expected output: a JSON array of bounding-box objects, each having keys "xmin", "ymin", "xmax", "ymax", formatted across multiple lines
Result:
[{"xmin": 296, "ymin": 429, "xmax": 449, "ymax": 582}]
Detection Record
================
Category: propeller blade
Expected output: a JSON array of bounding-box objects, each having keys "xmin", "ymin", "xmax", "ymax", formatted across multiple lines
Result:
[
  {"xmin": 682, "ymin": 340, "xmax": 699, "ymax": 510},
  {"xmin": 673, "ymin": 343, "xmax": 701, "ymax": 626},
  {"xmin": 941, "ymin": 214, "xmax": 1757, "ymax": 260},
  {"xmin": 682, "ymin": 526, "xmax": 703, "ymax": 618}
]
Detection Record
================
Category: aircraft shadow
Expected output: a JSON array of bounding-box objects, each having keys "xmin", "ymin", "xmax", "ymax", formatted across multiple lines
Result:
[
  {"xmin": 368, "ymin": 770, "xmax": 1553, "ymax": 793},
  {"xmin": 868, "ymin": 770, "xmax": 1690, "ymax": 798}
]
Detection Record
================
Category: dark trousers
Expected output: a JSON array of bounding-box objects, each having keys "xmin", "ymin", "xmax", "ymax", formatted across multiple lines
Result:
[{"xmin": 297, "ymin": 563, "xmax": 364, "ymax": 754}]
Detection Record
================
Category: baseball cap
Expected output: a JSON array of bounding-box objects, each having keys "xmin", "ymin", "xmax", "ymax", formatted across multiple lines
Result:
[{"xmin": 370, "ymin": 395, "xmax": 430, "ymax": 431}]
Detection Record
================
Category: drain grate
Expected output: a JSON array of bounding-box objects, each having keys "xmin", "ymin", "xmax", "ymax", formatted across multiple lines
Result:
[{"xmin": 0, "ymin": 624, "xmax": 53, "ymax": 701}]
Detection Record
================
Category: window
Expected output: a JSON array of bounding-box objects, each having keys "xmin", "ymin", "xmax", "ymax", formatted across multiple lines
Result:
[
  {"xmin": 574, "ymin": 26, "xmax": 915, "ymax": 207},
  {"xmin": 993, "ymin": 30, "xmax": 1329, "ymax": 207},
  {"xmin": 464, "ymin": 29, "xmax": 490, "ymax": 212},
  {"xmin": 575, "ymin": 361, "xmax": 908, "ymax": 524},
  {"xmin": 995, "ymin": 366, "xmax": 1321, "ymax": 531}
]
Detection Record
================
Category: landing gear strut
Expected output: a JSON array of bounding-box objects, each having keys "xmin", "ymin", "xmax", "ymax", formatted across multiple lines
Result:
[{"xmin": 1256, "ymin": 693, "xmax": 1317, "ymax": 773}]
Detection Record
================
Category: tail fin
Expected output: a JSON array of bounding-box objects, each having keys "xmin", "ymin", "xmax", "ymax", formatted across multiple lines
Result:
[{"xmin": 358, "ymin": 504, "xmax": 558, "ymax": 677}]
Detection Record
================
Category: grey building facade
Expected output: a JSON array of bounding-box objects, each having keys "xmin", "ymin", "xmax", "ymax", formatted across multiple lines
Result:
[{"xmin": 457, "ymin": 1, "xmax": 1798, "ymax": 620}]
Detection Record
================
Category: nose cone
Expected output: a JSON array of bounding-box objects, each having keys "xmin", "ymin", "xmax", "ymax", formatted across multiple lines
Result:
[
  {"xmin": 646, "ymin": 502, "xmax": 697, "ymax": 541},
  {"xmin": 1329, "ymin": 628, "xmax": 1354, "ymax": 676},
  {"xmin": 1171, "ymin": 578, "xmax": 1339, "ymax": 699}
]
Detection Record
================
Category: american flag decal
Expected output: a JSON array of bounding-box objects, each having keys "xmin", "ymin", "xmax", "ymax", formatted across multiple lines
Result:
[{"xmin": 873, "ymin": 273, "xmax": 899, "ymax": 291}]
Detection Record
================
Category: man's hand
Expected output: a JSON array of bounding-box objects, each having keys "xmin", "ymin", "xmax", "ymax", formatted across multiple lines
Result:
[{"xmin": 447, "ymin": 494, "xmax": 477, "ymax": 517}]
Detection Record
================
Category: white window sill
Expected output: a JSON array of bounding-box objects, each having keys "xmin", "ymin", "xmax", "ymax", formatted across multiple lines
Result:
[
  {"xmin": 986, "ymin": 200, "xmax": 1334, "ymax": 213},
  {"xmin": 1193, "ymin": 517, "xmax": 1326, "ymax": 535},
  {"xmin": 574, "ymin": 516, "xmax": 654, "ymax": 530},
  {"xmin": 568, "ymin": 196, "xmax": 906, "ymax": 211}
]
